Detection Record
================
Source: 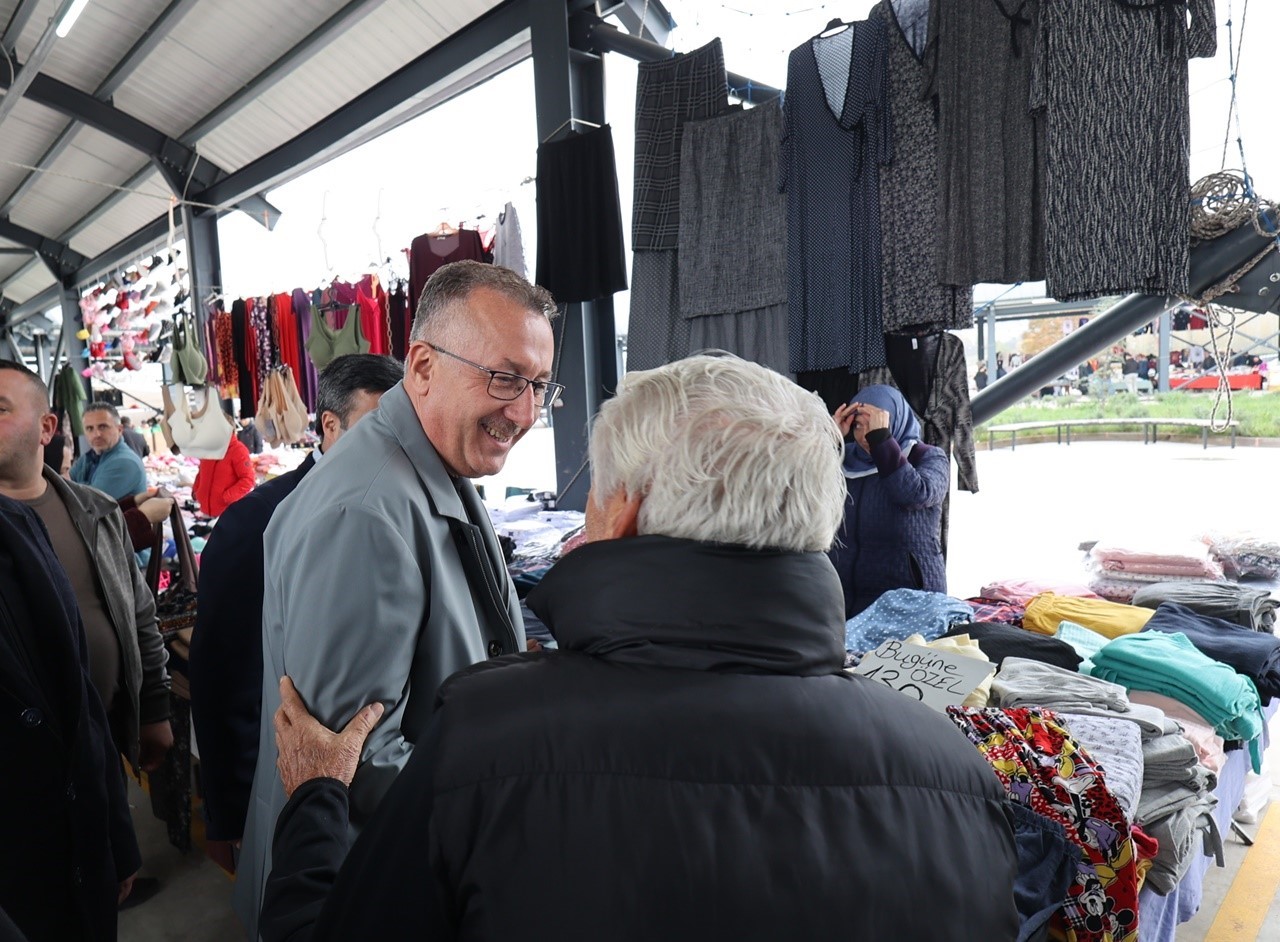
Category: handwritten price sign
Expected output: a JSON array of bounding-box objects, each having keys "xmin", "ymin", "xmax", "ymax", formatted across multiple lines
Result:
[{"xmin": 854, "ymin": 640, "xmax": 995, "ymax": 712}]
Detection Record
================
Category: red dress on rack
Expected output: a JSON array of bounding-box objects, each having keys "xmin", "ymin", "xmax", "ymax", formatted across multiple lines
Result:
[{"xmin": 356, "ymin": 275, "xmax": 390, "ymax": 355}]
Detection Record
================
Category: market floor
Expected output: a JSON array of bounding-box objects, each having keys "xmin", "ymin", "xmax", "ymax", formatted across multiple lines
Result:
[{"xmin": 116, "ymin": 439, "xmax": 1279, "ymax": 941}]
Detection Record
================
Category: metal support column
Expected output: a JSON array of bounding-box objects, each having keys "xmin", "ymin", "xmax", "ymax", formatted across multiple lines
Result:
[
  {"xmin": 181, "ymin": 207, "xmax": 222, "ymax": 332},
  {"xmin": 59, "ymin": 284, "xmax": 92, "ymax": 407},
  {"xmin": 32, "ymin": 329, "xmax": 48, "ymax": 382},
  {"xmin": 531, "ymin": 0, "xmax": 616, "ymax": 511},
  {"xmin": 1157, "ymin": 310, "xmax": 1171, "ymax": 393},
  {"xmin": 986, "ymin": 306, "xmax": 999, "ymax": 378}
]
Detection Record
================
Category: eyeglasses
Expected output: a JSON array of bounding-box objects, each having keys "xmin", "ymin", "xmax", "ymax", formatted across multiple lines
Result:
[{"xmin": 428, "ymin": 343, "xmax": 565, "ymax": 408}]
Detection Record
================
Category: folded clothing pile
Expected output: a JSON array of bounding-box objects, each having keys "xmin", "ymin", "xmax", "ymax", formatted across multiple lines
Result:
[
  {"xmin": 1057, "ymin": 712, "xmax": 1144, "ymax": 823},
  {"xmin": 843, "ymin": 588, "xmax": 972, "ymax": 654},
  {"xmin": 1086, "ymin": 540, "xmax": 1224, "ymax": 600},
  {"xmin": 979, "ymin": 578, "xmax": 1101, "ymax": 606},
  {"xmin": 990, "ymin": 658, "xmax": 1171, "ymax": 740},
  {"xmin": 1023, "ymin": 593, "xmax": 1154, "ymax": 639},
  {"xmin": 1090, "ymin": 631, "xmax": 1265, "ymax": 772},
  {"xmin": 1135, "ymin": 753, "xmax": 1220, "ymax": 897},
  {"xmin": 1128, "ymin": 691, "xmax": 1226, "ymax": 774},
  {"xmin": 1142, "ymin": 602, "xmax": 1280, "ymax": 703},
  {"xmin": 1131, "ymin": 581, "xmax": 1278, "ymax": 634},
  {"xmin": 1203, "ymin": 530, "xmax": 1280, "ymax": 579},
  {"xmin": 945, "ymin": 622, "xmax": 1082, "ymax": 672},
  {"xmin": 947, "ymin": 707, "xmax": 1140, "ymax": 942}
]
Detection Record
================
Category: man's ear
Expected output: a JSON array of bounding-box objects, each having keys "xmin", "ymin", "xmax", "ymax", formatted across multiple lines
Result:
[
  {"xmin": 38, "ymin": 413, "xmax": 58, "ymax": 447},
  {"xmin": 610, "ymin": 492, "xmax": 643, "ymax": 539},
  {"xmin": 319, "ymin": 411, "xmax": 342, "ymax": 443},
  {"xmin": 405, "ymin": 342, "xmax": 433, "ymax": 395}
]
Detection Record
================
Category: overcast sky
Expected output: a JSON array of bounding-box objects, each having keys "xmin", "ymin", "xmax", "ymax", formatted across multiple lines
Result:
[{"xmin": 217, "ymin": 0, "xmax": 1278, "ymax": 336}]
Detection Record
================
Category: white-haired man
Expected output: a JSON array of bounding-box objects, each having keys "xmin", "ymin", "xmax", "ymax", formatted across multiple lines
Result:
[{"xmin": 257, "ymin": 355, "xmax": 1019, "ymax": 942}]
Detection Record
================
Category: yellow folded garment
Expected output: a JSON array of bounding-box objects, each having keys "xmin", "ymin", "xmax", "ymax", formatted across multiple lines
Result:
[
  {"xmin": 906, "ymin": 633, "xmax": 993, "ymax": 708},
  {"xmin": 1023, "ymin": 593, "xmax": 1154, "ymax": 638}
]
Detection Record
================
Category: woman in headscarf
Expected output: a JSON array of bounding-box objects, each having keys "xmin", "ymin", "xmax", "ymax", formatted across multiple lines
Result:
[{"xmin": 829, "ymin": 385, "xmax": 949, "ymax": 618}]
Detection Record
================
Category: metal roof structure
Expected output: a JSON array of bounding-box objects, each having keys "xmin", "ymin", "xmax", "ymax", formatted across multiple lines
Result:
[{"xmin": 0, "ymin": 0, "xmax": 528, "ymax": 314}]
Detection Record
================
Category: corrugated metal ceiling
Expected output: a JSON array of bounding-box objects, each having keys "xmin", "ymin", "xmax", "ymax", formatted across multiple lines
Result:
[
  {"xmin": 0, "ymin": 0, "xmax": 511, "ymax": 307},
  {"xmin": 194, "ymin": 0, "xmax": 498, "ymax": 171},
  {"xmin": 12, "ymin": 125, "xmax": 147, "ymax": 239}
]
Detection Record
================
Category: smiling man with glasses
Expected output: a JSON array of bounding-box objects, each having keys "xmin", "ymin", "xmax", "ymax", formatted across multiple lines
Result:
[{"xmin": 235, "ymin": 261, "xmax": 558, "ymax": 939}]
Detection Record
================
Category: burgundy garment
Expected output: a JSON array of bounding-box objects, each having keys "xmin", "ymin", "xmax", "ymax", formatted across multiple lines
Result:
[
  {"xmin": 292, "ymin": 289, "xmax": 318, "ymax": 411},
  {"xmin": 408, "ymin": 229, "xmax": 489, "ymax": 312}
]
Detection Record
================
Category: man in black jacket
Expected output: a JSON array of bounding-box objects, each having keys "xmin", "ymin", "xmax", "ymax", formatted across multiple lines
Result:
[
  {"xmin": 189, "ymin": 354, "xmax": 402, "ymax": 850},
  {"xmin": 0, "ymin": 494, "xmax": 140, "ymax": 941},
  {"xmin": 259, "ymin": 355, "xmax": 1019, "ymax": 942}
]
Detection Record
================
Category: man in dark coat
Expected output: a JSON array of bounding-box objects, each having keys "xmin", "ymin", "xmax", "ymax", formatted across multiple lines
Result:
[
  {"xmin": 189, "ymin": 354, "xmax": 402, "ymax": 848},
  {"xmin": 0, "ymin": 495, "xmax": 140, "ymax": 941},
  {"xmin": 258, "ymin": 355, "xmax": 1019, "ymax": 942}
]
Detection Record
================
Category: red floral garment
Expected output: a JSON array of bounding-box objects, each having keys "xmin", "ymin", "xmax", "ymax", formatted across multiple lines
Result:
[{"xmin": 947, "ymin": 706, "xmax": 1139, "ymax": 942}]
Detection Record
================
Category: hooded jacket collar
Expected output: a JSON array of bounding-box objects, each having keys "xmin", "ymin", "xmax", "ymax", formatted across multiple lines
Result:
[{"xmin": 528, "ymin": 535, "xmax": 846, "ymax": 676}]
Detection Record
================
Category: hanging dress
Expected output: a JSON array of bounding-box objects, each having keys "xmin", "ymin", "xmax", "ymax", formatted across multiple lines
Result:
[{"xmin": 781, "ymin": 17, "xmax": 891, "ymax": 375}]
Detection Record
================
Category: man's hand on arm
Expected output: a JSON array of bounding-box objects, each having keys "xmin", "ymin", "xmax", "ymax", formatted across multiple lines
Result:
[
  {"xmin": 274, "ymin": 677, "xmax": 384, "ymax": 798},
  {"xmin": 138, "ymin": 720, "xmax": 174, "ymax": 772}
]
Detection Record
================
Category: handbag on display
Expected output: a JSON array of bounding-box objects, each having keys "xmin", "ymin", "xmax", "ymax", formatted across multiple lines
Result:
[
  {"xmin": 170, "ymin": 314, "xmax": 208, "ymax": 386},
  {"xmin": 162, "ymin": 384, "xmax": 234, "ymax": 459},
  {"xmin": 143, "ymin": 492, "xmax": 196, "ymax": 852},
  {"xmin": 257, "ymin": 365, "xmax": 310, "ymax": 446},
  {"xmin": 145, "ymin": 491, "xmax": 200, "ymax": 643}
]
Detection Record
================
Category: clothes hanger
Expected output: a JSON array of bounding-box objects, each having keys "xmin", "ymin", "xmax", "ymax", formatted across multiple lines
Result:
[
  {"xmin": 430, "ymin": 219, "xmax": 458, "ymax": 238},
  {"xmin": 541, "ymin": 116, "xmax": 602, "ymax": 144},
  {"xmin": 818, "ymin": 17, "xmax": 852, "ymax": 37}
]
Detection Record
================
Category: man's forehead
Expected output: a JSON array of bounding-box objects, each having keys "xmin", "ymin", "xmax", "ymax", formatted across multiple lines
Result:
[{"xmin": 84, "ymin": 412, "xmax": 116, "ymax": 425}]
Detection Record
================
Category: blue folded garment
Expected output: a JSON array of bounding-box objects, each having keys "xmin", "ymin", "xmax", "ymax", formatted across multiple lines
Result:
[
  {"xmin": 844, "ymin": 588, "xmax": 972, "ymax": 653},
  {"xmin": 1143, "ymin": 601, "xmax": 1280, "ymax": 702}
]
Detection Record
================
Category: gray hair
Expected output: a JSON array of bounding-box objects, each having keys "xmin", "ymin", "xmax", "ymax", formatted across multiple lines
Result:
[
  {"xmin": 409, "ymin": 260, "xmax": 557, "ymax": 346},
  {"xmin": 590, "ymin": 355, "xmax": 846, "ymax": 552},
  {"xmin": 83, "ymin": 400, "xmax": 121, "ymax": 422}
]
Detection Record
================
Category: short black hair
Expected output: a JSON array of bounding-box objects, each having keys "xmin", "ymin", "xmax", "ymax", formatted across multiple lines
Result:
[
  {"xmin": 83, "ymin": 401, "xmax": 121, "ymax": 422},
  {"xmin": 0, "ymin": 358, "xmax": 50, "ymax": 408},
  {"xmin": 314, "ymin": 354, "xmax": 404, "ymax": 434}
]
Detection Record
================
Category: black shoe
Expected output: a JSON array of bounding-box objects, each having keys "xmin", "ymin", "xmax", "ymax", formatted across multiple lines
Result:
[{"xmin": 119, "ymin": 876, "xmax": 162, "ymax": 911}]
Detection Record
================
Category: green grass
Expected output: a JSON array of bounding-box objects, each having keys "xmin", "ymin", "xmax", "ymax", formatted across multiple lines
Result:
[{"xmin": 975, "ymin": 391, "xmax": 1280, "ymax": 439}]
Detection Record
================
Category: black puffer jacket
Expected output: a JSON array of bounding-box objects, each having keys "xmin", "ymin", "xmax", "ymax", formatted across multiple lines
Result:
[{"xmin": 263, "ymin": 536, "xmax": 1019, "ymax": 942}]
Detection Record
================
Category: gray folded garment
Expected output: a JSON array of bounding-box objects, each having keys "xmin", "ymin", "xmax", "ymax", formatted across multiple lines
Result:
[
  {"xmin": 991, "ymin": 659, "xmax": 1171, "ymax": 738},
  {"xmin": 1131, "ymin": 581, "xmax": 1278, "ymax": 633},
  {"xmin": 992, "ymin": 658, "xmax": 1130, "ymax": 711},
  {"xmin": 1140, "ymin": 796, "xmax": 1223, "ymax": 896},
  {"xmin": 1057, "ymin": 713, "xmax": 1143, "ymax": 823},
  {"xmin": 1141, "ymin": 732, "xmax": 1199, "ymax": 786},
  {"xmin": 1137, "ymin": 766, "xmax": 1219, "ymax": 823}
]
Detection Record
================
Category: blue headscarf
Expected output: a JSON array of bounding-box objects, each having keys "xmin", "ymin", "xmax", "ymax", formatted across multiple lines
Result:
[{"xmin": 842, "ymin": 385, "xmax": 922, "ymax": 478}]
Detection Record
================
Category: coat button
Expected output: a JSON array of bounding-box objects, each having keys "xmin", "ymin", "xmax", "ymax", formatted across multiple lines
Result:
[
  {"xmin": 20, "ymin": 708, "xmax": 43, "ymax": 728},
  {"xmin": 487, "ymin": 641, "xmax": 501, "ymax": 658}
]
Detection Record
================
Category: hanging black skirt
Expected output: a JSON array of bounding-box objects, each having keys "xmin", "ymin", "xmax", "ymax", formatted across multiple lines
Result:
[{"xmin": 535, "ymin": 124, "xmax": 628, "ymax": 304}]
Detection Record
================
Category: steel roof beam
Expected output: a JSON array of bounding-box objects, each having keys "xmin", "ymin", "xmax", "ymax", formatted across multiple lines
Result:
[
  {"xmin": 0, "ymin": 216, "xmax": 87, "ymax": 276},
  {"xmin": 0, "ymin": 62, "xmax": 280, "ymax": 226},
  {"xmin": 1, "ymin": 0, "xmax": 40, "ymax": 52},
  {"xmin": 601, "ymin": 0, "xmax": 674, "ymax": 45},
  {"xmin": 180, "ymin": 0, "xmax": 384, "ymax": 144}
]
